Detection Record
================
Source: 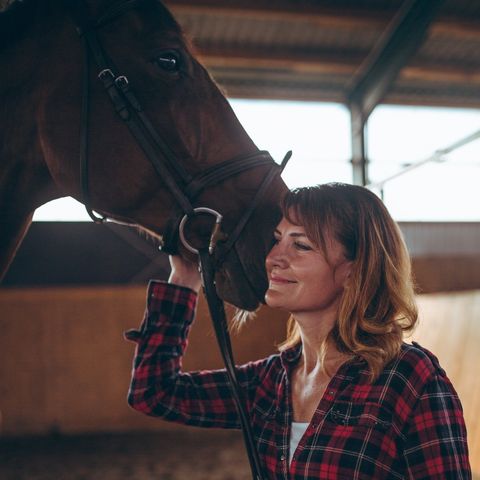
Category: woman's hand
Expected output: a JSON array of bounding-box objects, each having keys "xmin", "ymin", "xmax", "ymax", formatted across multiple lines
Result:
[{"xmin": 168, "ymin": 255, "xmax": 202, "ymax": 293}]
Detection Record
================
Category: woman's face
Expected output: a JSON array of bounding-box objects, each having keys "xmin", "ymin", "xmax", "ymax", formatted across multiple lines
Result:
[{"xmin": 265, "ymin": 216, "xmax": 351, "ymax": 316}]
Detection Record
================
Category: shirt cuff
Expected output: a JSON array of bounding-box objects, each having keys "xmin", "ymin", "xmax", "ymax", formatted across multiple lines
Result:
[{"xmin": 124, "ymin": 280, "xmax": 198, "ymax": 343}]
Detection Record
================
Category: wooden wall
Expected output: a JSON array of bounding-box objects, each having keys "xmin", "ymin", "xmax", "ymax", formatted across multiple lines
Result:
[
  {"xmin": 413, "ymin": 256, "xmax": 480, "ymax": 293},
  {"xmin": 410, "ymin": 290, "xmax": 480, "ymax": 474},
  {"xmin": 0, "ymin": 286, "xmax": 288, "ymax": 435},
  {"xmin": 0, "ymin": 286, "xmax": 478, "ymax": 474}
]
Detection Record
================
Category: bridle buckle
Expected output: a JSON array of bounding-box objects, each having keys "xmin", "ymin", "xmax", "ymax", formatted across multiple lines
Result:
[
  {"xmin": 98, "ymin": 68, "xmax": 114, "ymax": 80},
  {"xmin": 115, "ymin": 75, "xmax": 129, "ymax": 87}
]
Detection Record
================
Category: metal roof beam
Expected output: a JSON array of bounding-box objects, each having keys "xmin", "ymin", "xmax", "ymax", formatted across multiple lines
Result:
[{"xmin": 347, "ymin": 0, "xmax": 446, "ymax": 119}]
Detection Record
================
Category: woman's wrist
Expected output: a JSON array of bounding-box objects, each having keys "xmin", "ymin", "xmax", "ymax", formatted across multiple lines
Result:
[
  {"xmin": 168, "ymin": 273, "xmax": 201, "ymax": 292},
  {"xmin": 168, "ymin": 255, "xmax": 202, "ymax": 292}
]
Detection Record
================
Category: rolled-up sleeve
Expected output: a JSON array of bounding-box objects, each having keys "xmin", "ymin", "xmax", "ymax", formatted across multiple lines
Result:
[{"xmin": 125, "ymin": 280, "xmax": 259, "ymax": 429}]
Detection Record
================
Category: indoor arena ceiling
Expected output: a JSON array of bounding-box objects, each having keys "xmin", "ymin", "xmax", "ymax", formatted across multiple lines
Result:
[{"xmin": 165, "ymin": 0, "xmax": 480, "ymax": 108}]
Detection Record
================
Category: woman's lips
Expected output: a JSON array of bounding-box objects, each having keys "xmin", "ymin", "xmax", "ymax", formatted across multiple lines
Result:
[{"xmin": 269, "ymin": 274, "xmax": 296, "ymax": 284}]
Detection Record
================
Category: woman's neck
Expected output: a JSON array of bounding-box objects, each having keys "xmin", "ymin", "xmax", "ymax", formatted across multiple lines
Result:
[
  {"xmin": 293, "ymin": 311, "xmax": 349, "ymax": 375},
  {"xmin": 293, "ymin": 311, "xmax": 335, "ymax": 373}
]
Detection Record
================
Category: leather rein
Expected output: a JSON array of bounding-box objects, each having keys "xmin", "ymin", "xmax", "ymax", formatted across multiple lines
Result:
[{"xmin": 69, "ymin": 1, "xmax": 290, "ymax": 479}]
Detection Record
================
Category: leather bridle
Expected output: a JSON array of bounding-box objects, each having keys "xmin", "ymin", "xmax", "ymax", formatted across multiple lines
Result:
[{"xmin": 69, "ymin": 1, "xmax": 290, "ymax": 479}]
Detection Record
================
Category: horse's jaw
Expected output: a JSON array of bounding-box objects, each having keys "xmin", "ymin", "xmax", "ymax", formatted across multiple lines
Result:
[
  {"xmin": 213, "ymin": 202, "xmax": 284, "ymax": 311},
  {"xmin": 214, "ymin": 250, "xmax": 267, "ymax": 312}
]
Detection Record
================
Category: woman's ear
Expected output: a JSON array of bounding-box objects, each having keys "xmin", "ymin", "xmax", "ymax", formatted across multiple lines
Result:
[{"xmin": 336, "ymin": 260, "xmax": 352, "ymax": 287}]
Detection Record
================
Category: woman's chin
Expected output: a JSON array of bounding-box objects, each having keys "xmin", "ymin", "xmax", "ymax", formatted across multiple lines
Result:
[{"xmin": 264, "ymin": 289, "xmax": 287, "ymax": 310}]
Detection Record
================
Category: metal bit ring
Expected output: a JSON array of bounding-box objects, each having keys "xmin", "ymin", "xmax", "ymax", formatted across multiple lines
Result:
[{"xmin": 179, "ymin": 207, "xmax": 223, "ymax": 255}]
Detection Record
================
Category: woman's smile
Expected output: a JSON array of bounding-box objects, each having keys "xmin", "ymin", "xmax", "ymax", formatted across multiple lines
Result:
[
  {"xmin": 269, "ymin": 273, "xmax": 296, "ymax": 285},
  {"xmin": 264, "ymin": 217, "xmax": 351, "ymax": 316}
]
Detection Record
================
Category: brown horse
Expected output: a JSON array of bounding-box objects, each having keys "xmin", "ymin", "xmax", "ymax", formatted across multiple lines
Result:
[{"xmin": 0, "ymin": 0, "xmax": 288, "ymax": 310}]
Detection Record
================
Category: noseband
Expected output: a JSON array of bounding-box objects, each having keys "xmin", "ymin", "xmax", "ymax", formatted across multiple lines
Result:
[{"xmin": 69, "ymin": 2, "xmax": 290, "ymax": 479}]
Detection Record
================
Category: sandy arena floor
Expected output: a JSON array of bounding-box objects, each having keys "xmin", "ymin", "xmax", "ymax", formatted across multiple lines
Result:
[{"xmin": 0, "ymin": 429, "xmax": 251, "ymax": 480}]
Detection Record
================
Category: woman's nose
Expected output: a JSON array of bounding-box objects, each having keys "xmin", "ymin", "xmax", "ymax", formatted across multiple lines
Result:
[{"xmin": 266, "ymin": 243, "xmax": 288, "ymax": 269}]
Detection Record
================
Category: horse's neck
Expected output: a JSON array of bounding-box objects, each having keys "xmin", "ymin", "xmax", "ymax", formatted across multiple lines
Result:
[
  {"xmin": 0, "ymin": 3, "xmax": 67, "ymax": 280},
  {"xmin": 0, "ymin": 3, "xmax": 64, "ymax": 203}
]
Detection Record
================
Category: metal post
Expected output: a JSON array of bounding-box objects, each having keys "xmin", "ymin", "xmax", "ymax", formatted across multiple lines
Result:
[
  {"xmin": 350, "ymin": 101, "xmax": 369, "ymax": 186},
  {"xmin": 346, "ymin": 0, "xmax": 445, "ymax": 186}
]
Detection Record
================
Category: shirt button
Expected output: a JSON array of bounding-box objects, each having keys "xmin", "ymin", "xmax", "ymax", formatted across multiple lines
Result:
[
  {"xmin": 280, "ymin": 454, "xmax": 286, "ymax": 461},
  {"xmin": 328, "ymin": 390, "xmax": 334, "ymax": 396}
]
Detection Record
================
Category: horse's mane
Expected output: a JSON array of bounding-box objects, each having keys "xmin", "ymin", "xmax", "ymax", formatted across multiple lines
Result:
[{"xmin": 0, "ymin": 0, "xmax": 38, "ymax": 51}]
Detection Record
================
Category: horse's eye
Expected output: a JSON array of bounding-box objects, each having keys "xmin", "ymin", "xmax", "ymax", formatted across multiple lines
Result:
[{"xmin": 153, "ymin": 52, "xmax": 180, "ymax": 72}]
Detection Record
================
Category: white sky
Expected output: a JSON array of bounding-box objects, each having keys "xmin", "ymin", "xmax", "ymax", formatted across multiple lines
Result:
[{"xmin": 33, "ymin": 100, "xmax": 480, "ymax": 222}]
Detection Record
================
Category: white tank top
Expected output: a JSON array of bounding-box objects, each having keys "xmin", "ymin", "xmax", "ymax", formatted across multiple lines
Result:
[{"xmin": 289, "ymin": 422, "xmax": 309, "ymax": 465}]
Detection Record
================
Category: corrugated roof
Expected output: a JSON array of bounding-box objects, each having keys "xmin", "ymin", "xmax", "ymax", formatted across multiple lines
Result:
[{"xmin": 167, "ymin": 0, "xmax": 480, "ymax": 107}]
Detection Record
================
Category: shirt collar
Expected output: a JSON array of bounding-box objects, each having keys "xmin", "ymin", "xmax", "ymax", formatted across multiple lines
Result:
[{"xmin": 280, "ymin": 343, "xmax": 302, "ymax": 370}]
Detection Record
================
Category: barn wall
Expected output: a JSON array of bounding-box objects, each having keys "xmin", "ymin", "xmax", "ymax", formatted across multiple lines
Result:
[
  {"xmin": 403, "ymin": 221, "xmax": 480, "ymax": 294},
  {"xmin": 410, "ymin": 290, "xmax": 480, "ymax": 474},
  {"xmin": 0, "ymin": 287, "xmax": 479, "ymax": 473},
  {"xmin": 412, "ymin": 256, "xmax": 480, "ymax": 293},
  {"xmin": 0, "ymin": 286, "xmax": 288, "ymax": 436}
]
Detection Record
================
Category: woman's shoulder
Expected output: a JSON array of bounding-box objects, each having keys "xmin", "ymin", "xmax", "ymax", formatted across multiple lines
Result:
[
  {"xmin": 400, "ymin": 342, "xmax": 445, "ymax": 375},
  {"xmin": 378, "ymin": 342, "xmax": 450, "ymax": 398},
  {"xmin": 362, "ymin": 343, "xmax": 455, "ymax": 425}
]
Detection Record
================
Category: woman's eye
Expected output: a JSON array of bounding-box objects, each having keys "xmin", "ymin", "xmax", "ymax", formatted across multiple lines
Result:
[
  {"xmin": 294, "ymin": 242, "xmax": 312, "ymax": 251},
  {"xmin": 152, "ymin": 52, "xmax": 180, "ymax": 72}
]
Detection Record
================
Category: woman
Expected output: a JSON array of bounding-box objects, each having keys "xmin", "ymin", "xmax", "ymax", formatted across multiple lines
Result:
[{"xmin": 125, "ymin": 183, "xmax": 471, "ymax": 479}]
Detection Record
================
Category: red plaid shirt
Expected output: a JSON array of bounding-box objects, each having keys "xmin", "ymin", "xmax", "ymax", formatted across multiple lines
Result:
[{"xmin": 125, "ymin": 281, "xmax": 471, "ymax": 479}]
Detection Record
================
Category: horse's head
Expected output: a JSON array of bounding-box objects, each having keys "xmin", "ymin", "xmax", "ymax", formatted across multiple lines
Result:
[{"xmin": 34, "ymin": 0, "xmax": 287, "ymax": 309}]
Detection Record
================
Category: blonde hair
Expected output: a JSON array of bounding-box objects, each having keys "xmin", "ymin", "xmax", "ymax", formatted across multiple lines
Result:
[{"xmin": 278, "ymin": 183, "xmax": 418, "ymax": 382}]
